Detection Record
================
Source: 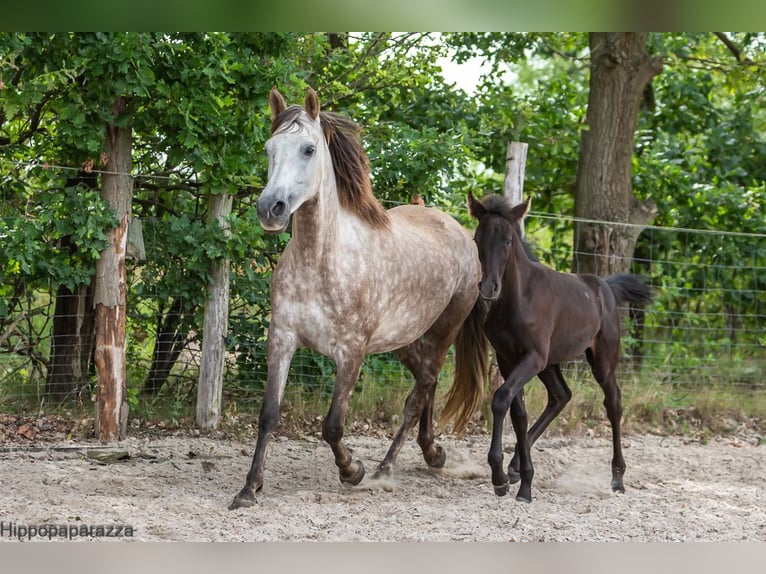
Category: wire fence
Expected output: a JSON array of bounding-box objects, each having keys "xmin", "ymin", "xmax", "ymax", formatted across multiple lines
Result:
[{"xmin": 1, "ymin": 209, "xmax": 764, "ymax": 421}]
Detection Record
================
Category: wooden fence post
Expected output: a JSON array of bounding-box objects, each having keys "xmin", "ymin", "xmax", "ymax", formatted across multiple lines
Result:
[{"xmin": 196, "ymin": 191, "xmax": 233, "ymax": 430}]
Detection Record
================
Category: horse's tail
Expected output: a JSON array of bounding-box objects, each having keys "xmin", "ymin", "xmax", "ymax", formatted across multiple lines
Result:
[
  {"xmin": 438, "ymin": 298, "xmax": 490, "ymax": 436},
  {"xmin": 605, "ymin": 273, "xmax": 654, "ymax": 307}
]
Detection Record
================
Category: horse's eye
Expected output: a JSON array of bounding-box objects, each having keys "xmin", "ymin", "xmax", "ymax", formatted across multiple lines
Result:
[
  {"xmin": 505, "ymin": 237, "xmax": 513, "ymax": 247},
  {"xmin": 304, "ymin": 146, "xmax": 316, "ymax": 157}
]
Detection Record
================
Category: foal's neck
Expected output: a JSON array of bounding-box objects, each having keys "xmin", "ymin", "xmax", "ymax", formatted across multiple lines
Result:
[{"xmin": 506, "ymin": 224, "xmax": 534, "ymax": 298}]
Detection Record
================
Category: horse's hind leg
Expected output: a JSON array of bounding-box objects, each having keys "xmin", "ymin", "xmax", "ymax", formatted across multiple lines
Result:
[
  {"xmin": 322, "ymin": 354, "xmax": 367, "ymax": 486},
  {"xmin": 508, "ymin": 364, "xmax": 571, "ymax": 483},
  {"xmin": 586, "ymin": 344, "xmax": 626, "ymax": 493},
  {"xmin": 375, "ymin": 339, "xmax": 449, "ymax": 478}
]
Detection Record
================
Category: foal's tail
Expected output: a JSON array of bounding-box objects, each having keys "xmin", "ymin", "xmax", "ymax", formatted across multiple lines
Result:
[
  {"xmin": 606, "ymin": 273, "xmax": 654, "ymax": 307},
  {"xmin": 438, "ymin": 298, "xmax": 490, "ymax": 436}
]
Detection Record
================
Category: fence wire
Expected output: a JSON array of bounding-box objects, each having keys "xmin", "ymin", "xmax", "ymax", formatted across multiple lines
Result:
[{"xmin": 1, "ymin": 211, "xmax": 764, "ymax": 420}]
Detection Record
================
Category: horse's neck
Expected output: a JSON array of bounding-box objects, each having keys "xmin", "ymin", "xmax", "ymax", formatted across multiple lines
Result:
[{"xmin": 290, "ymin": 169, "xmax": 341, "ymax": 266}]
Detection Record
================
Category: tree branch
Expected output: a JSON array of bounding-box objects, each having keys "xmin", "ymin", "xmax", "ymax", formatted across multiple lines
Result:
[{"xmin": 713, "ymin": 32, "xmax": 753, "ymax": 64}]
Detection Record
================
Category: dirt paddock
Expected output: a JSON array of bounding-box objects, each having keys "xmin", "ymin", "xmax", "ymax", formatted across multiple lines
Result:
[{"xmin": 0, "ymin": 425, "xmax": 763, "ymax": 542}]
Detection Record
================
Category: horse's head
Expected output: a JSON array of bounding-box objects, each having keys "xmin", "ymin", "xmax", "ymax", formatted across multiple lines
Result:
[
  {"xmin": 256, "ymin": 87, "xmax": 327, "ymax": 233},
  {"xmin": 468, "ymin": 191, "xmax": 531, "ymax": 301}
]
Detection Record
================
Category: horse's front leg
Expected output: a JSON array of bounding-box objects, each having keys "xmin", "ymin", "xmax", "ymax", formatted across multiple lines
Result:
[
  {"xmin": 229, "ymin": 330, "xmax": 296, "ymax": 510},
  {"xmin": 323, "ymin": 354, "xmax": 366, "ymax": 486}
]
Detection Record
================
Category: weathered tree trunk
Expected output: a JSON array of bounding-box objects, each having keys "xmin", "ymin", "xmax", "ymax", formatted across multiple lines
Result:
[
  {"xmin": 93, "ymin": 96, "xmax": 132, "ymax": 442},
  {"xmin": 573, "ymin": 33, "xmax": 661, "ymax": 276},
  {"xmin": 46, "ymin": 281, "xmax": 95, "ymax": 400},
  {"xmin": 46, "ymin": 171, "xmax": 99, "ymax": 400},
  {"xmin": 141, "ymin": 297, "xmax": 189, "ymax": 395},
  {"xmin": 196, "ymin": 191, "xmax": 233, "ymax": 430}
]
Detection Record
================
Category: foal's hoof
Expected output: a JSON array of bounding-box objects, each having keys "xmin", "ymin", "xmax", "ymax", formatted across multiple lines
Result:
[
  {"xmin": 611, "ymin": 480, "xmax": 625, "ymax": 494},
  {"xmin": 340, "ymin": 459, "xmax": 365, "ymax": 486},
  {"xmin": 515, "ymin": 485, "xmax": 532, "ymax": 503},
  {"xmin": 228, "ymin": 492, "xmax": 257, "ymax": 510},
  {"xmin": 427, "ymin": 445, "xmax": 447, "ymax": 469},
  {"xmin": 493, "ymin": 481, "xmax": 510, "ymax": 497},
  {"xmin": 507, "ymin": 467, "xmax": 521, "ymax": 485},
  {"xmin": 372, "ymin": 463, "xmax": 391, "ymax": 481}
]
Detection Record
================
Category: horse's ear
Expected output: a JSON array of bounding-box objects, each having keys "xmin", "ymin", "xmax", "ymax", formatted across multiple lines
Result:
[
  {"xmin": 269, "ymin": 87, "xmax": 287, "ymax": 120},
  {"xmin": 305, "ymin": 87, "xmax": 320, "ymax": 120},
  {"xmin": 467, "ymin": 191, "xmax": 486, "ymax": 220}
]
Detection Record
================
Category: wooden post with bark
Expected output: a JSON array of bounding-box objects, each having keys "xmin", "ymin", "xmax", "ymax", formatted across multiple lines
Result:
[
  {"xmin": 196, "ymin": 191, "xmax": 233, "ymax": 430},
  {"xmin": 93, "ymin": 97, "xmax": 132, "ymax": 442}
]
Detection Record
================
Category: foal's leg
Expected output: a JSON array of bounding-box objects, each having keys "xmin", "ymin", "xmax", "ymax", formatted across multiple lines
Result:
[
  {"xmin": 323, "ymin": 353, "xmax": 367, "ymax": 486},
  {"xmin": 508, "ymin": 365, "xmax": 571, "ymax": 483},
  {"xmin": 508, "ymin": 390, "xmax": 533, "ymax": 502},
  {"xmin": 488, "ymin": 352, "xmax": 545, "ymax": 499},
  {"xmin": 230, "ymin": 329, "xmax": 297, "ymax": 509},
  {"xmin": 586, "ymin": 346, "xmax": 626, "ymax": 493}
]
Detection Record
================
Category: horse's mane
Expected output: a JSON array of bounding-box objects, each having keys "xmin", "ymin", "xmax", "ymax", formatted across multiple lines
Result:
[
  {"xmin": 478, "ymin": 194, "xmax": 539, "ymax": 262},
  {"xmin": 271, "ymin": 105, "xmax": 391, "ymax": 230}
]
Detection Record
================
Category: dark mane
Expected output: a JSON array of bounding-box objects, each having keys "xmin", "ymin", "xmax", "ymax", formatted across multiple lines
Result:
[
  {"xmin": 271, "ymin": 106, "xmax": 391, "ymax": 230},
  {"xmin": 478, "ymin": 194, "xmax": 539, "ymax": 262}
]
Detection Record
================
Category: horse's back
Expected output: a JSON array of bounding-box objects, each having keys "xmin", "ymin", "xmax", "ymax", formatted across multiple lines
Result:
[{"xmin": 388, "ymin": 204, "xmax": 474, "ymax": 252}]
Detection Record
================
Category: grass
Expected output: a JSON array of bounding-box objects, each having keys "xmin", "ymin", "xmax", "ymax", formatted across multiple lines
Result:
[{"xmin": 2, "ymin": 359, "xmax": 764, "ymax": 442}]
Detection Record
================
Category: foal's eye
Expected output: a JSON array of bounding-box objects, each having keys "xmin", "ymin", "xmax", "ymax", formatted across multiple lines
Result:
[
  {"xmin": 304, "ymin": 146, "xmax": 316, "ymax": 158},
  {"xmin": 505, "ymin": 237, "xmax": 513, "ymax": 247}
]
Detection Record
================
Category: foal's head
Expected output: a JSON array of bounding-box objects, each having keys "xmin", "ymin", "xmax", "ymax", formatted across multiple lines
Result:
[{"xmin": 467, "ymin": 191, "xmax": 531, "ymax": 301}]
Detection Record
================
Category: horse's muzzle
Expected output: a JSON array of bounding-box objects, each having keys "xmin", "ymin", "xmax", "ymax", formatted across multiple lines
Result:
[{"xmin": 256, "ymin": 195, "xmax": 290, "ymax": 233}]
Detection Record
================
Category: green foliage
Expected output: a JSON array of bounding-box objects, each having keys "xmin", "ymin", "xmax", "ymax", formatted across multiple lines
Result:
[
  {"xmin": 0, "ymin": 181, "xmax": 116, "ymax": 294},
  {"xmin": 2, "ymin": 32, "xmax": 765, "ymax": 422}
]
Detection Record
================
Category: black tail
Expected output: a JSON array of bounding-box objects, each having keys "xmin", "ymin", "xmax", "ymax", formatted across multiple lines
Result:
[{"xmin": 605, "ymin": 273, "xmax": 654, "ymax": 307}]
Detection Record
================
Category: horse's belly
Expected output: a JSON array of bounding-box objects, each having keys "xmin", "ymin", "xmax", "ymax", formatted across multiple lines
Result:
[{"xmin": 365, "ymin": 292, "xmax": 452, "ymax": 354}]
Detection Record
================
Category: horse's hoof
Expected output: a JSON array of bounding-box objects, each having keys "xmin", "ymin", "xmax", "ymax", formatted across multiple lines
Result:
[
  {"xmin": 507, "ymin": 468, "xmax": 521, "ymax": 485},
  {"xmin": 340, "ymin": 459, "xmax": 365, "ymax": 486},
  {"xmin": 494, "ymin": 482, "xmax": 510, "ymax": 497},
  {"xmin": 611, "ymin": 481, "xmax": 625, "ymax": 494},
  {"xmin": 228, "ymin": 494, "xmax": 256, "ymax": 510},
  {"xmin": 515, "ymin": 494, "xmax": 532, "ymax": 504},
  {"xmin": 428, "ymin": 446, "xmax": 447, "ymax": 469}
]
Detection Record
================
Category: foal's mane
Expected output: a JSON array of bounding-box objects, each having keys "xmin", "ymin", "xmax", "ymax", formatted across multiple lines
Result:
[{"xmin": 271, "ymin": 105, "xmax": 391, "ymax": 230}]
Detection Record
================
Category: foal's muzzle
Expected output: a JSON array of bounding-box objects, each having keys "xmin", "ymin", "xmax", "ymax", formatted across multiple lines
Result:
[{"xmin": 479, "ymin": 279, "xmax": 501, "ymax": 301}]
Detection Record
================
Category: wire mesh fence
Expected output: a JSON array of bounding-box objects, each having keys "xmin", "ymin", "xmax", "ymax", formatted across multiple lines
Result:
[{"xmin": 1, "ymin": 209, "xmax": 764, "ymax": 422}]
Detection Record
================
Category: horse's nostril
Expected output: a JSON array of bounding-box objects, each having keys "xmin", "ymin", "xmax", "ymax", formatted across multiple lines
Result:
[{"xmin": 272, "ymin": 200, "xmax": 286, "ymax": 217}]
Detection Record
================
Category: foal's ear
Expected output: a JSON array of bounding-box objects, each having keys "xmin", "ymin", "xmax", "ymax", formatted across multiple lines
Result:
[
  {"xmin": 305, "ymin": 87, "xmax": 320, "ymax": 120},
  {"xmin": 467, "ymin": 191, "xmax": 486, "ymax": 220},
  {"xmin": 269, "ymin": 87, "xmax": 287, "ymax": 120},
  {"xmin": 510, "ymin": 196, "xmax": 532, "ymax": 222}
]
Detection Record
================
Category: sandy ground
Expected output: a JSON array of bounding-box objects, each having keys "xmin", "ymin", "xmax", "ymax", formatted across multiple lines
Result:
[{"xmin": 0, "ymin": 428, "xmax": 763, "ymax": 542}]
